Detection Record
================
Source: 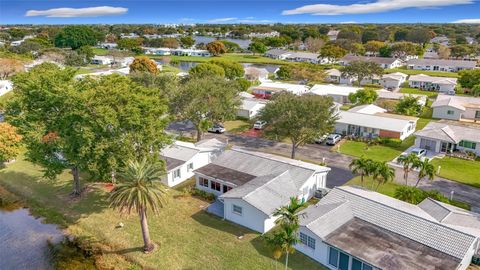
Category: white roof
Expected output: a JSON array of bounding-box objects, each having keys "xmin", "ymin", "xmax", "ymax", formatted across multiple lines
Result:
[
  {"xmin": 240, "ymin": 98, "xmax": 267, "ymax": 111},
  {"xmin": 0, "ymin": 80, "xmax": 13, "ymax": 96},
  {"xmin": 382, "ymin": 72, "xmax": 408, "ymax": 81},
  {"xmin": 337, "ymin": 111, "xmax": 417, "ymax": 132},
  {"xmin": 415, "ymin": 121, "xmax": 480, "ymax": 144},
  {"xmin": 348, "ymin": 104, "xmax": 387, "ymax": 115},
  {"xmin": 409, "ymin": 74, "xmax": 458, "ymax": 85},
  {"xmin": 432, "ymin": 94, "xmax": 480, "ymax": 111},
  {"xmin": 255, "ymin": 82, "xmax": 309, "ymax": 95},
  {"xmin": 239, "ymin": 92, "xmax": 254, "ymax": 98},
  {"xmin": 310, "ymin": 84, "xmax": 361, "ymax": 97},
  {"xmin": 326, "ymin": 68, "xmax": 341, "ymax": 76}
]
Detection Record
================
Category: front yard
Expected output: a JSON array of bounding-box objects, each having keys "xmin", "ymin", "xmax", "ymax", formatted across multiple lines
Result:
[
  {"xmin": 386, "ymin": 68, "xmax": 459, "ymax": 78},
  {"xmin": 399, "ymin": 87, "xmax": 438, "ymax": 98},
  {"xmin": 147, "ymin": 53, "xmax": 289, "ymax": 65},
  {"xmin": 0, "ymin": 155, "xmax": 325, "ymax": 270},
  {"xmin": 431, "ymin": 157, "xmax": 480, "ymax": 188},
  {"xmin": 337, "ymin": 141, "xmax": 402, "ymax": 162}
]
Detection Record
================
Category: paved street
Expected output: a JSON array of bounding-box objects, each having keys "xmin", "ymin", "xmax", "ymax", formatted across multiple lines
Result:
[{"xmin": 174, "ymin": 127, "xmax": 480, "ymax": 212}]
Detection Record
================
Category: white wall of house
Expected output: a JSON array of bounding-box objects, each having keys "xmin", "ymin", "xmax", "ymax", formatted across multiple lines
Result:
[
  {"xmin": 381, "ymin": 78, "xmax": 402, "ymax": 89},
  {"xmin": 300, "ymin": 173, "xmax": 327, "ymax": 202},
  {"xmin": 463, "ymin": 108, "xmax": 480, "ymax": 121},
  {"xmin": 295, "ymin": 228, "xmax": 331, "ymax": 267},
  {"xmin": 432, "ymin": 106, "xmax": 463, "ymax": 120},
  {"xmin": 223, "ymin": 198, "xmax": 276, "ymax": 233},
  {"xmin": 163, "ymin": 152, "xmax": 212, "ymax": 187},
  {"xmin": 236, "ymin": 104, "xmax": 265, "ymax": 119}
]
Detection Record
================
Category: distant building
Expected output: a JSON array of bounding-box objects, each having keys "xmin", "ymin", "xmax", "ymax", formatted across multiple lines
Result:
[
  {"xmin": 339, "ymin": 55, "xmax": 403, "ymax": 69},
  {"xmin": 406, "ymin": 59, "xmax": 476, "ymax": 72},
  {"xmin": 250, "ymin": 82, "xmax": 309, "ymax": 99},
  {"xmin": 408, "ymin": 74, "xmax": 458, "ymax": 95},
  {"xmin": 380, "ymin": 72, "xmax": 408, "ymax": 90},
  {"xmin": 327, "ymin": 30, "xmax": 340, "ymax": 41},
  {"xmin": 310, "ymin": 84, "xmax": 361, "ymax": 104},
  {"xmin": 247, "ymin": 31, "xmax": 280, "ymax": 38},
  {"xmin": 244, "ymin": 67, "xmax": 269, "ymax": 81}
]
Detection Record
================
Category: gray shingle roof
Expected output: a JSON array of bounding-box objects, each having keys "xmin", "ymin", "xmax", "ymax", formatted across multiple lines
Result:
[
  {"xmin": 407, "ymin": 58, "xmax": 477, "ymax": 68},
  {"xmin": 432, "ymin": 94, "xmax": 480, "ymax": 110},
  {"xmin": 265, "ymin": 49, "xmax": 289, "ymax": 56},
  {"xmin": 301, "ymin": 186, "xmax": 478, "ymax": 260},
  {"xmin": 414, "ymin": 121, "xmax": 480, "ymax": 144},
  {"xmin": 340, "ymin": 55, "xmax": 399, "ymax": 65}
]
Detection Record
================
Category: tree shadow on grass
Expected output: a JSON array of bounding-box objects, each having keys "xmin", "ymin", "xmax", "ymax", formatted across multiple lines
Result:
[
  {"xmin": 104, "ymin": 246, "xmax": 143, "ymax": 255},
  {"xmin": 190, "ymin": 210, "xmax": 251, "ymax": 238}
]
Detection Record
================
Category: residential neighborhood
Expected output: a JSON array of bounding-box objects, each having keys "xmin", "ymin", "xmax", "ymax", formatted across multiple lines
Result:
[{"xmin": 2, "ymin": 3, "xmax": 480, "ymax": 270}]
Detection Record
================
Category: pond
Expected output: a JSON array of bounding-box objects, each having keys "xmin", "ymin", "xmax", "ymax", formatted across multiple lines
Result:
[
  {"xmin": 156, "ymin": 59, "xmax": 280, "ymax": 74},
  {"xmin": 193, "ymin": 36, "xmax": 251, "ymax": 49},
  {"xmin": 0, "ymin": 206, "xmax": 64, "ymax": 269}
]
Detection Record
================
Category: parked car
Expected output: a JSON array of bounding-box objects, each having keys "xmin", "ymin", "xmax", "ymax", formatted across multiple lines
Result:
[
  {"xmin": 314, "ymin": 134, "xmax": 328, "ymax": 144},
  {"xmin": 208, "ymin": 124, "xmax": 226, "ymax": 134},
  {"xmin": 326, "ymin": 134, "xmax": 342, "ymax": 145},
  {"xmin": 402, "ymin": 148, "xmax": 427, "ymax": 159},
  {"xmin": 253, "ymin": 120, "xmax": 267, "ymax": 130}
]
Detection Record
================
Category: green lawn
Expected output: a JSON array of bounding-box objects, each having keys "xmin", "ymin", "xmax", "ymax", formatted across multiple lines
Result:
[
  {"xmin": 0, "ymin": 91, "xmax": 14, "ymax": 110},
  {"xmin": 147, "ymin": 53, "xmax": 290, "ymax": 65},
  {"xmin": 386, "ymin": 68, "xmax": 459, "ymax": 78},
  {"xmin": 338, "ymin": 141, "xmax": 402, "ymax": 162},
  {"xmin": 399, "ymin": 87, "xmax": 438, "ymax": 98},
  {"xmin": 160, "ymin": 65, "xmax": 182, "ymax": 74},
  {"xmin": 0, "ymin": 156, "xmax": 326, "ymax": 270},
  {"xmin": 92, "ymin": 47, "xmax": 109, "ymax": 56},
  {"xmin": 431, "ymin": 157, "xmax": 480, "ymax": 188},
  {"xmin": 224, "ymin": 119, "xmax": 251, "ymax": 133},
  {"xmin": 345, "ymin": 176, "xmax": 402, "ymax": 197}
]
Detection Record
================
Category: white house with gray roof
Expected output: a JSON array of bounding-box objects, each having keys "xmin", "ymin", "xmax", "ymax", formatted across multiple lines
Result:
[
  {"xmin": 160, "ymin": 139, "xmax": 226, "ymax": 187},
  {"xmin": 339, "ymin": 55, "xmax": 403, "ymax": 69},
  {"xmin": 376, "ymin": 89, "xmax": 427, "ymax": 106},
  {"xmin": 408, "ymin": 74, "xmax": 458, "ymax": 95},
  {"xmin": 193, "ymin": 147, "xmax": 330, "ymax": 233},
  {"xmin": 414, "ymin": 121, "xmax": 480, "ymax": 155},
  {"xmin": 296, "ymin": 186, "xmax": 480, "ymax": 270},
  {"xmin": 432, "ymin": 95, "xmax": 480, "ymax": 121},
  {"xmin": 407, "ymin": 59, "xmax": 476, "ymax": 72}
]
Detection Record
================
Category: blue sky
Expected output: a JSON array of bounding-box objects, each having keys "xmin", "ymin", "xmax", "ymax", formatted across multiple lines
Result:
[{"xmin": 1, "ymin": 0, "xmax": 480, "ymax": 24}]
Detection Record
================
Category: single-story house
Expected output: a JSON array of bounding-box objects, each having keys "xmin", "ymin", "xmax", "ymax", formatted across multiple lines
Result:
[
  {"xmin": 431, "ymin": 35, "xmax": 450, "ymax": 46},
  {"xmin": 237, "ymin": 98, "xmax": 267, "ymax": 119},
  {"xmin": 339, "ymin": 55, "xmax": 404, "ymax": 69},
  {"xmin": 143, "ymin": 47, "xmax": 172, "ymax": 55},
  {"xmin": 324, "ymin": 69, "xmax": 355, "ymax": 85},
  {"xmin": 244, "ymin": 67, "xmax": 269, "ymax": 81},
  {"xmin": 335, "ymin": 105, "xmax": 418, "ymax": 140},
  {"xmin": 432, "ymin": 95, "xmax": 480, "ymax": 121},
  {"xmin": 91, "ymin": 55, "xmax": 113, "ymax": 65},
  {"xmin": 380, "ymin": 72, "xmax": 408, "ymax": 90},
  {"xmin": 161, "ymin": 139, "xmax": 226, "ymax": 187},
  {"xmin": 297, "ymin": 186, "xmax": 480, "ymax": 270},
  {"xmin": 408, "ymin": 74, "xmax": 458, "ymax": 95},
  {"xmin": 264, "ymin": 49, "xmax": 290, "ymax": 60},
  {"xmin": 250, "ymin": 82, "xmax": 309, "ymax": 99},
  {"xmin": 376, "ymin": 90, "xmax": 427, "ymax": 106},
  {"xmin": 310, "ymin": 84, "xmax": 361, "ymax": 104},
  {"xmin": 194, "ymin": 148, "xmax": 331, "ymax": 233},
  {"xmin": 414, "ymin": 121, "xmax": 480, "ymax": 155},
  {"xmin": 423, "ymin": 51, "xmax": 440, "ymax": 59},
  {"xmin": 0, "ymin": 80, "xmax": 13, "ymax": 96},
  {"xmin": 99, "ymin": 43, "xmax": 118, "ymax": 50},
  {"xmin": 75, "ymin": 67, "xmax": 131, "ymax": 79},
  {"xmin": 285, "ymin": 52, "xmax": 320, "ymax": 64},
  {"xmin": 327, "ymin": 30, "xmax": 340, "ymax": 41},
  {"xmin": 406, "ymin": 59, "xmax": 476, "ymax": 72},
  {"xmin": 171, "ymin": 49, "xmax": 211, "ymax": 57}
]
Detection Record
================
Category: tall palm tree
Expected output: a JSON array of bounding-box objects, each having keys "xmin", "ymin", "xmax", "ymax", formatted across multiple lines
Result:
[
  {"xmin": 397, "ymin": 153, "xmax": 420, "ymax": 185},
  {"xmin": 274, "ymin": 224, "xmax": 299, "ymax": 270},
  {"xmin": 265, "ymin": 232, "xmax": 284, "ymax": 270},
  {"xmin": 349, "ymin": 157, "xmax": 373, "ymax": 187},
  {"xmin": 109, "ymin": 158, "xmax": 167, "ymax": 253},
  {"xmin": 394, "ymin": 186, "xmax": 423, "ymax": 204},
  {"xmin": 273, "ymin": 197, "xmax": 305, "ymax": 226},
  {"xmin": 371, "ymin": 161, "xmax": 395, "ymax": 191},
  {"xmin": 415, "ymin": 158, "xmax": 435, "ymax": 187}
]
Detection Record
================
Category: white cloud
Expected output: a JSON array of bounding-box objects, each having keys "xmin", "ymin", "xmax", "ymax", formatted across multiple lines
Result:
[
  {"xmin": 340, "ymin": 21, "xmax": 358, "ymax": 24},
  {"xmin": 282, "ymin": 0, "xmax": 474, "ymax": 15},
  {"xmin": 207, "ymin": 17, "xmax": 238, "ymax": 23},
  {"xmin": 453, "ymin": 18, "xmax": 480, "ymax": 23},
  {"xmin": 26, "ymin": 6, "xmax": 127, "ymax": 17}
]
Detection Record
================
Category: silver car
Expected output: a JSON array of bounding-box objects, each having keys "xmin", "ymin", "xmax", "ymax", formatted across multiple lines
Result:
[{"xmin": 326, "ymin": 134, "xmax": 342, "ymax": 145}]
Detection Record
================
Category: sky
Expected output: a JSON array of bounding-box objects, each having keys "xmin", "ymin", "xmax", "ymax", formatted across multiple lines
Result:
[{"xmin": 1, "ymin": 0, "xmax": 480, "ymax": 25}]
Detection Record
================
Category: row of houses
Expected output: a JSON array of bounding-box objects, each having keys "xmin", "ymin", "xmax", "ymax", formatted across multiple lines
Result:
[
  {"xmin": 264, "ymin": 49, "xmax": 330, "ymax": 64},
  {"xmin": 159, "ymin": 138, "xmax": 480, "ymax": 269},
  {"xmin": 143, "ymin": 47, "xmax": 211, "ymax": 57}
]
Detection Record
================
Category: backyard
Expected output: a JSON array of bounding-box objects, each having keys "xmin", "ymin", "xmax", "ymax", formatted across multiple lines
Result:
[
  {"xmin": 147, "ymin": 53, "xmax": 289, "ymax": 65},
  {"xmin": 431, "ymin": 157, "xmax": 480, "ymax": 188},
  {"xmin": 0, "ymin": 155, "xmax": 325, "ymax": 270}
]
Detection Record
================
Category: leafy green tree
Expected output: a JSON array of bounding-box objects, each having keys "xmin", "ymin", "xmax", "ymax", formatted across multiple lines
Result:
[
  {"xmin": 450, "ymin": 45, "xmax": 473, "ymax": 59},
  {"xmin": 209, "ymin": 59, "xmax": 244, "ymax": 79},
  {"xmin": 180, "ymin": 36, "xmax": 195, "ymax": 48},
  {"xmin": 349, "ymin": 158, "xmax": 374, "ymax": 187},
  {"xmin": 341, "ymin": 60, "xmax": 383, "ymax": 86},
  {"xmin": 172, "ymin": 76, "xmax": 241, "ymax": 141},
  {"xmin": 189, "ymin": 63, "xmax": 225, "ymax": 78},
  {"xmin": 395, "ymin": 96, "xmax": 422, "ymax": 116},
  {"xmin": 348, "ymin": 88, "xmax": 378, "ymax": 105},
  {"xmin": 259, "ymin": 93, "xmax": 338, "ymax": 159},
  {"xmin": 9, "ymin": 40, "xmax": 43, "ymax": 54},
  {"xmin": 76, "ymin": 45, "xmax": 94, "ymax": 63},
  {"xmin": 415, "ymin": 158, "xmax": 435, "ymax": 187},
  {"xmin": 364, "ymin": 41, "xmax": 385, "ymax": 55},
  {"xmin": 472, "ymin": 84, "xmax": 480, "ymax": 97},
  {"xmin": 206, "ymin": 41, "xmax": 227, "ymax": 56},
  {"xmin": 458, "ymin": 69, "xmax": 480, "ymax": 89},
  {"xmin": 393, "ymin": 30, "xmax": 408, "ymax": 41},
  {"xmin": 320, "ymin": 44, "xmax": 347, "ymax": 62},
  {"xmin": 290, "ymin": 63, "xmax": 326, "ymax": 83},
  {"xmin": 276, "ymin": 66, "xmax": 292, "ymax": 80},
  {"xmin": 235, "ymin": 78, "xmax": 252, "ymax": 92},
  {"xmin": 54, "ymin": 26, "xmax": 98, "ymax": 49},
  {"xmin": 117, "ymin": 38, "xmax": 144, "ymax": 52},
  {"xmin": 248, "ymin": 41, "xmax": 267, "ymax": 55},
  {"xmin": 361, "ymin": 30, "xmax": 379, "ymax": 43},
  {"xmin": 379, "ymin": 45, "xmax": 392, "ymax": 57},
  {"xmin": 264, "ymin": 232, "xmax": 284, "ymax": 270},
  {"xmin": 406, "ymin": 28, "xmax": 433, "ymax": 45},
  {"xmin": 219, "ymin": 40, "xmax": 241, "ymax": 52},
  {"xmin": 129, "ymin": 72, "xmax": 179, "ymax": 100},
  {"xmin": 391, "ymin": 42, "xmax": 419, "ymax": 60},
  {"xmin": 397, "ymin": 153, "xmax": 421, "ymax": 185},
  {"xmin": 0, "ymin": 123, "xmax": 22, "ymax": 162},
  {"xmin": 161, "ymin": 38, "xmax": 179, "ymax": 49},
  {"xmin": 109, "ymin": 159, "xmax": 167, "ymax": 253},
  {"xmin": 129, "ymin": 56, "xmax": 159, "ymax": 74}
]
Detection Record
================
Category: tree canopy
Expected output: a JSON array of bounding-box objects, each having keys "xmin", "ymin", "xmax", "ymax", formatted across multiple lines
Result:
[
  {"xmin": 248, "ymin": 41, "xmax": 267, "ymax": 55},
  {"xmin": 348, "ymin": 88, "xmax": 379, "ymax": 105},
  {"xmin": 54, "ymin": 26, "xmax": 98, "ymax": 49},
  {"xmin": 189, "ymin": 63, "xmax": 225, "ymax": 78},
  {"xmin": 206, "ymin": 41, "xmax": 227, "ymax": 56},
  {"xmin": 0, "ymin": 123, "xmax": 22, "ymax": 162},
  {"xmin": 209, "ymin": 59, "xmax": 245, "ymax": 79},
  {"xmin": 395, "ymin": 96, "xmax": 422, "ymax": 116},
  {"xmin": 341, "ymin": 60, "xmax": 383, "ymax": 86},
  {"xmin": 129, "ymin": 56, "xmax": 159, "ymax": 74}
]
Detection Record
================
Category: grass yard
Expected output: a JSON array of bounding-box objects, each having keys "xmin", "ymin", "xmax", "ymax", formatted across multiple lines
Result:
[
  {"xmin": 160, "ymin": 65, "xmax": 182, "ymax": 74},
  {"xmin": 431, "ymin": 157, "xmax": 480, "ymax": 188},
  {"xmin": 400, "ymin": 87, "xmax": 439, "ymax": 98},
  {"xmin": 338, "ymin": 141, "xmax": 402, "ymax": 162},
  {"xmin": 0, "ymin": 91, "xmax": 14, "ymax": 110},
  {"xmin": 224, "ymin": 119, "xmax": 252, "ymax": 133},
  {"xmin": 0, "ymin": 155, "xmax": 326, "ymax": 270},
  {"xmin": 148, "ymin": 53, "xmax": 290, "ymax": 65},
  {"xmin": 92, "ymin": 47, "xmax": 109, "ymax": 56},
  {"xmin": 345, "ymin": 176, "xmax": 402, "ymax": 197},
  {"xmin": 386, "ymin": 68, "xmax": 459, "ymax": 78}
]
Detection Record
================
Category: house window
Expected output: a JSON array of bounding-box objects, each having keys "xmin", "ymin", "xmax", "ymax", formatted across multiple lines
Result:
[
  {"xmin": 447, "ymin": 110, "xmax": 454, "ymax": 115},
  {"xmin": 173, "ymin": 169, "xmax": 181, "ymax": 179},
  {"xmin": 210, "ymin": 181, "xmax": 221, "ymax": 192},
  {"xmin": 299, "ymin": 232, "xmax": 316, "ymax": 249},
  {"xmin": 199, "ymin": 177, "xmax": 209, "ymax": 187},
  {"xmin": 187, "ymin": 163, "xmax": 194, "ymax": 171},
  {"xmin": 232, "ymin": 204, "xmax": 242, "ymax": 215},
  {"xmin": 459, "ymin": 140, "xmax": 477, "ymax": 150},
  {"xmin": 328, "ymin": 247, "xmax": 339, "ymax": 267},
  {"xmin": 352, "ymin": 258, "xmax": 373, "ymax": 270},
  {"xmin": 475, "ymin": 111, "xmax": 480, "ymax": 119}
]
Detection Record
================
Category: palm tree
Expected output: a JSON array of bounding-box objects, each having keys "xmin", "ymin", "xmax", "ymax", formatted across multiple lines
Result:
[
  {"xmin": 397, "ymin": 153, "xmax": 420, "ymax": 185},
  {"xmin": 371, "ymin": 161, "xmax": 395, "ymax": 191},
  {"xmin": 109, "ymin": 158, "xmax": 167, "ymax": 253},
  {"xmin": 273, "ymin": 224, "xmax": 299, "ymax": 270},
  {"xmin": 265, "ymin": 232, "xmax": 284, "ymax": 270},
  {"xmin": 273, "ymin": 197, "xmax": 305, "ymax": 226},
  {"xmin": 394, "ymin": 186, "xmax": 423, "ymax": 204},
  {"xmin": 349, "ymin": 157, "xmax": 374, "ymax": 187},
  {"xmin": 415, "ymin": 158, "xmax": 435, "ymax": 187}
]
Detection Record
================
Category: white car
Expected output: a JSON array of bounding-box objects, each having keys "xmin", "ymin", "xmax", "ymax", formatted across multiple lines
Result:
[
  {"xmin": 253, "ymin": 120, "xmax": 267, "ymax": 130},
  {"xmin": 403, "ymin": 148, "xmax": 427, "ymax": 159},
  {"xmin": 208, "ymin": 124, "xmax": 226, "ymax": 134},
  {"xmin": 326, "ymin": 134, "xmax": 342, "ymax": 145},
  {"xmin": 314, "ymin": 134, "xmax": 328, "ymax": 144}
]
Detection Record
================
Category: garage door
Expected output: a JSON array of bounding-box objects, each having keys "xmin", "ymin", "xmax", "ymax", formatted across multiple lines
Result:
[{"xmin": 420, "ymin": 138, "xmax": 436, "ymax": 151}]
